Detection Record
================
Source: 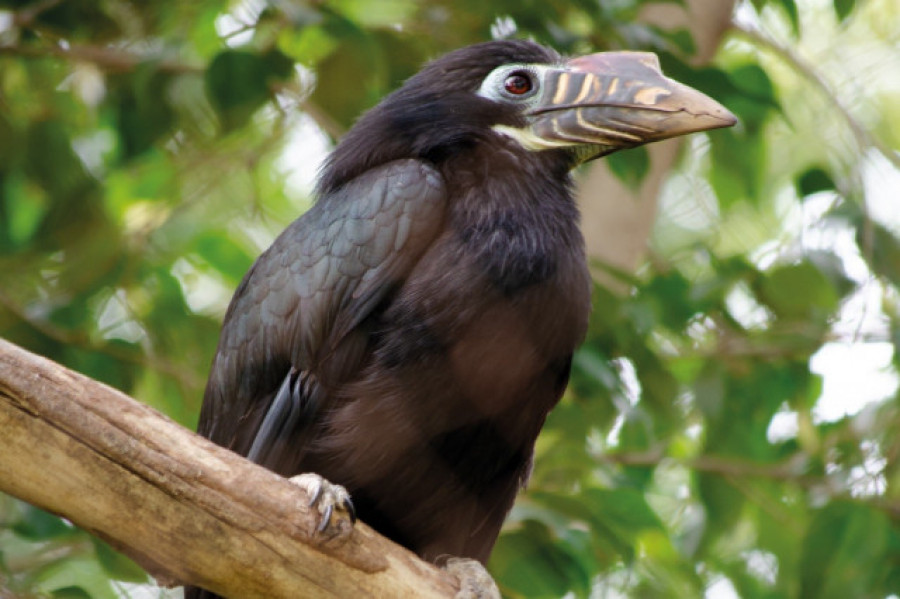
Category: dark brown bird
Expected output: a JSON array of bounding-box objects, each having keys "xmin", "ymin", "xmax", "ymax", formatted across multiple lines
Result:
[{"xmin": 189, "ymin": 40, "xmax": 734, "ymax": 597}]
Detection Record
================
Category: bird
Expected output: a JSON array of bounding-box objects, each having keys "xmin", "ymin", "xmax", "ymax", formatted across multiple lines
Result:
[{"xmin": 188, "ymin": 39, "xmax": 734, "ymax": 598}]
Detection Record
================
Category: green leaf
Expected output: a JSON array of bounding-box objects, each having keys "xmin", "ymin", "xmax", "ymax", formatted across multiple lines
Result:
[
  {"xmin": 665, "ymin": 28, "xmax": 696, "ymax": 56},
  {"xmin": 277, "ymin": 25, "xmax": 339, "ymax": 65},
  {"xmin": 606, "ymin": 146, "xmax": 650, "ymax": 191},
  {"xmin": 529, "ymin": 487, "xmax": 666, "ymax": 563},
  {"xmin": 33, "ymin": 554, "xmax": 118, "ymax": 599},
  {"xmin": 728, "ymin": 64, "xmax": 779, "ymax": 113},
  {"xmin": 308, "ymin": 26, "xmax": 387, "ymax": 129},
  {"xmin": 32, "ymin": 0, "xmax": 121, "ymax": 41},
  {"xmin": 4, "ymin": 174, "xmax": 48, "ymax": 247},
  {"xmin": 697, "ymin": 472, "xmax": 744, "ymax": 547},
  {"xmin": 330, "ymin": 0, "xmax": 418, "ymax": 28},
  {"xmin": 797, "ymin": 166, "xmax": 836, "ymax": 196},
  {"xmin": 490, "ymin": 520, "xmax": 592, "ymax": 597},
  {"xmin": 710, "ymin": 131, "xmax": 765, "ymax": 206},
  {"xmin": 641, "ymin": 270, "xmax": 696, "ymax": 332},
  {"xmin": 205, "ymin": 49, "xmax": 294, "ymax": 132},
  {"xmin": 24, "ymin": 120, "xmax": 92, "ymax": 200},
  {"xmin": 860, "ymin": 222, "xmax": 900, "ymax": 287},
  {"xmin": 192, "ymin": 232, "xmax": 255, "ymax": 285},
  {"xmin": 582, "ymin": 488, "xmax": 665, "ymax": 536},
  {"xmin": 51, "ymin": 587, "xmax": 93, "ymax": 599},
  {"xmin": 777, "ymin": 0, "xmax": 800, "ymax": 33},
  {"xmin": 569, "ymin": 347, "xmax": 619, "ymax": 414},
  {"xmin": 11, "ymin": 506, "xmax": 74, "ymax": 540},
  {"xmin": 800, "ymin": 502, "xmax": 891, "ymax": 599},
  {"xmin": 92, "ymin": 538, "xmax": 148, "ymax": 583},
  {"xmin": 0, "ymin": 110, "xmax": 17, "ymax": 167},
  {"xmin": 630, "ymin": 348, "xmax": 680, "ymax": 425},
  {"xmin": 62, "ymin": 341, "xmax": 140, "ymax": 393},
  {"xmin": 833, "ymin": 0, "xmax": 856, "ymax": 21},
  {"xmin": 806, "ymin": 250, "xmax": 854, "ymax": 298},
  {"xmin": 755, "ymin": 260, "xmax": 839, "ymax": 321},
  {"xmin": 114, "ymin": 63, "xmax": 175, "ymax": 159}
]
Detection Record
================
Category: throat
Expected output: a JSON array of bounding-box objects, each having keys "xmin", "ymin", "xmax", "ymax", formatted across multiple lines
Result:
[
  {"xmin": 459, "ymin": 209, "xmax": 558, "ymax": 293},
  {"xmin": 446, "ymin": 152, "xmax": 580, "ymax": 294}
]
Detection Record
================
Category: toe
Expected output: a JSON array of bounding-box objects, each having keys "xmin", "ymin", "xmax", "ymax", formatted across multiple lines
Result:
[
  {"xmin": 444, "ymin": 557, "xmax": 500, "ymax": 599},
  {"xmin": 288, "ymin": 473, "xmax": 355, "ymax": 539}
]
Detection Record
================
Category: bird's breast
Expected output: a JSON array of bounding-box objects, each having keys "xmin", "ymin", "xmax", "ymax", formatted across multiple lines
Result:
[
  {"xmin": 371, "ymin": 222, "xmax": 590, "ymax": 417},
  {"xmin": 457, "ymin": 211, "xmax": 558, "ymax": 294}
]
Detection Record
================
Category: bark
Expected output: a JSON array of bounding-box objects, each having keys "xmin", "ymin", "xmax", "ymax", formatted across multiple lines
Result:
[{"xmin": 0, "ymin": 337, "xmax": 457, "ymax": 599}]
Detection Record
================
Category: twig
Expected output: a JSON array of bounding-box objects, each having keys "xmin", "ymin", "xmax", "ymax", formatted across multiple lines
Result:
[
  {"xmin": 12, "ymin": 0, "xmax": 64, "ymax": 27},
  {"xmin": 731, "ymin": 21, "xmax": 900, "ymax": 172},
  {"xmin": 0, "ymin": 41, "xmax": 200, "ymax": 74},
  {"xmin": 600, "ymin": 447, "xmax": 816, "ymax": 484}
]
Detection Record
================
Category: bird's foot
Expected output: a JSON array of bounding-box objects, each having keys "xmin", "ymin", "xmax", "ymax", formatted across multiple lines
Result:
[
  {"xmin": 444, "ymin": 558, "xmax": 501, "ymax": 599},
  {"xmin": 288, "ymin": 472, "xmax": 356, "ymax": 539}
]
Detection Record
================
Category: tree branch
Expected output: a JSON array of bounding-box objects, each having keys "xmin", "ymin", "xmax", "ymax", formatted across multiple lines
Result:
[{"xmin": 0, "ymin": 337, "xmax": 458, "ymax": 598}]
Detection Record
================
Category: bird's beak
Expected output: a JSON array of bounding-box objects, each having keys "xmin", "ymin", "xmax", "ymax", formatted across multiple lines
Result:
[{"xmin": 528, "ymin": 51, "xmax": 736, "ymax": 159}]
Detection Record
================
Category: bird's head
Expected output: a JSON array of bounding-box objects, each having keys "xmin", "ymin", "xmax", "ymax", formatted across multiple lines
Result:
[{"xmin": 319, "ymin": 40, "xmax": 735, "ymax": 192}]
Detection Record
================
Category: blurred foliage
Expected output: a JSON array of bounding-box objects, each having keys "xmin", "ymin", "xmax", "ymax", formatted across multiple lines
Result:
[{"xmin": 0, "ymin": 0, "xmax": 899, "ymax": 597}]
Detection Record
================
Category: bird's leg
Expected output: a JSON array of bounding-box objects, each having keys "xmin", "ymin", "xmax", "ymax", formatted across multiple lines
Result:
[
  {"xmin": 444, "ymin": 558, "xmax": 501, "ymax": 599},
  {"xmin": 288, "ymin": 472, "xmax": 356, "ymax": 539}
]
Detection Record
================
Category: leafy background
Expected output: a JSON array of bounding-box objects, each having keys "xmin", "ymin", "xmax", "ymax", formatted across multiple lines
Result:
[{"xmin": 1, "ymin": 0, "xmax": 899, "ymax": 597}]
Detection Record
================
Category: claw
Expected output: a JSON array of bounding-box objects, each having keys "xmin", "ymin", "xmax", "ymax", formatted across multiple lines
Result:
[
  {"xmin": 317, "ymin": 503, "xmax": 334, "ymax": 533},
  {"xmin": 343, "ymin": 497, "xmax": 357, "ymax": 523},
  {"xmin": 288, "ymin": 472, "xmax": 355, "ymax": 539},
  {"xmin": 308, "ymin": 481, "xmax": 324, "ymax": 507}
]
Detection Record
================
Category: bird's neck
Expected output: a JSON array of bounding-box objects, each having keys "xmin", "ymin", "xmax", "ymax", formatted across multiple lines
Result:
[{"xmin": 442, "ymin": 143, "xmax": 583, "ymax": 294}]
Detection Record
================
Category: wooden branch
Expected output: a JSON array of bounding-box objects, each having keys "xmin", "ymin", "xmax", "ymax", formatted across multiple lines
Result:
[{"xmin": 0, "ymin": 337, "xmax": 457, "ymax": 598}]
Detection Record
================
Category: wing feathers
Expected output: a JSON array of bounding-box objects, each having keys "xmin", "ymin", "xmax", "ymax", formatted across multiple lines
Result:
[{"xmin": 199, "ymin": 159, "xmax": 446, "ymax": 459}]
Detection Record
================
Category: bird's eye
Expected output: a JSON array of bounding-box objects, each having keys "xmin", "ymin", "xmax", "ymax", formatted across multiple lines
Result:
[{"xmin": 504, "ymin": 72, "xmax": 533, "ymax": 95}]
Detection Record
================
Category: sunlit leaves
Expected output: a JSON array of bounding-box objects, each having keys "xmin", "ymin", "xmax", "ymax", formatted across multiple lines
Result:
[{"xmin": 277, "ymin": 25, "xmax": 340, "ymax": 66}]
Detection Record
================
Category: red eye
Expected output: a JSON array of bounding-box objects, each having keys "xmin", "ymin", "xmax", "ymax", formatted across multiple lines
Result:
[{"xmin": 504, "ymin": 72, "xmax": 532, "ymax": 95}]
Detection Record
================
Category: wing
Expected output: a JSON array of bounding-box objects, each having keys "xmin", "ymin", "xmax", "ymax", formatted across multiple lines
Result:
[{"xmin": 198, "ymin": 159, "xmax": 446, "ymax": 470}]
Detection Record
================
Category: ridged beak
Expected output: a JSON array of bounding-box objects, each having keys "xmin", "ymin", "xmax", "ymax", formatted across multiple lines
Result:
[{"xmin": 529, "ymin": 51, "xmax": 736, "ymax": 160}]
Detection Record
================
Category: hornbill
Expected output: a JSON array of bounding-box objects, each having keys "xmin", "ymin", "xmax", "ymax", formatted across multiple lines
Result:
[{"xmin": 189, "ymin": 40, "xmax": 734, "ymax": 597}]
